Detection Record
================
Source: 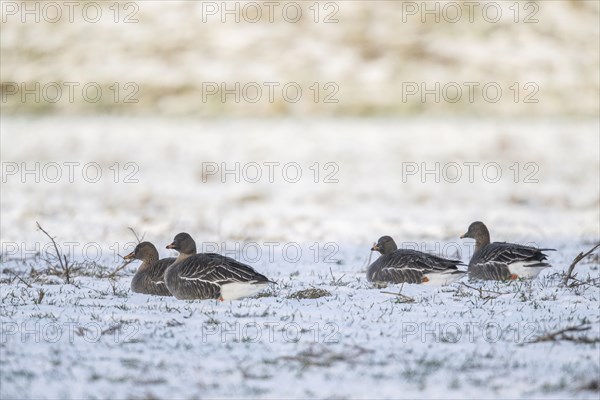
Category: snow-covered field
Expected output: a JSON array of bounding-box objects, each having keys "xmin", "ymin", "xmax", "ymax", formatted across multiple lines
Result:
[{"xmin": 1, "ymin": 117, "xmax": 599, "ymax": 399}]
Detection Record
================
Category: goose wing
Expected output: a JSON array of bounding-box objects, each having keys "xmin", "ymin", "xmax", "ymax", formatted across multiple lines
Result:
[
  {"xmin": 178, "ymin": 253, "xmax": 269, "ymax": 285},
  {"xmin": 468, "ymin": 260, "xmax": 512, "ymax": 280},
  {"xmin": 145, "ymin": 279, "xmax": 171, "ymax": 296},
  {"xmin": 148, "ymin": 258, "xmax": 176, "ymax": 295},
  {"xmin": 147, "ymin": 257, "xmax": 176, "ymax": 283},
  {"xmin": 369, "ymin": 250, "xmax": 462, "ymax": 284},
  {"xmin": 475, "ymin": 242, "xmax": 553, "ymax": 265}
]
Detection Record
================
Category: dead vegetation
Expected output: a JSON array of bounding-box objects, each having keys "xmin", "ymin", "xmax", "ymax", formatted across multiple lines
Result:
[
  {"xmin": 288, "ymin": 288, "xmax": 331, "ymax": 300},
  {"xmin": 529, "ymin": 323, "xmax": 600, "ymax": 344},
  {"xmin": 36, "ymin": 221, "xmax": 76, "ymax": 284},
  {"xmin": 381, "ymin": 283, "xmax": 415, "ymax": 303},
  {"xmin": 277, "ymin": 345, "xmax": 372, "ymax": 369},
  {"xmin": 563, "ymin": 242, "xmax": 600, "ymax": 286},
  {"xmin": 106, "ymin": 227, "xmax": 143, "ymax": 279}
]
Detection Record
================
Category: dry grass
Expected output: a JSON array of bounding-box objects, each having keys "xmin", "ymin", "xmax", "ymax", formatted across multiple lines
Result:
[{"xmin": 288, "ymin": 288, "xmax": 331, "ymax": 299}]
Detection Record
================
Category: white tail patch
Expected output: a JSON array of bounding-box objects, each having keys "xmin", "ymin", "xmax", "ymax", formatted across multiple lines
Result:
[
  {"xmin": 423, "ymin": 271, "xmax": 466, "ymax": 286},
  {"xmin": 220, "ymin": 282, "xmax": 269, "ymax": 301},
  {"xmin": 508, "ymin": 261, "xmax": 550, "ymax": 279}
]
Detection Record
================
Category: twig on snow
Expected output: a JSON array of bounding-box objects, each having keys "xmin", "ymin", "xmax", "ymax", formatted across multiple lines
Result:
[
  {"xmin": 8, "ymin": 271, "xmax": 32, "ymax": 288},
  {"xmin": 563, "ymin": 242, "xmax": 600, "ymax": 286},
  {"xmin": 529, "ymin": 323, "xmax": 598, "ymax": 344},
  {"xmin": 107, "ymin": 257, "xmax": 133, "ymax": 279},
  {"xmin": 36, "ymin": 221, "xmax": 72, "ymax": 284},
  {"xmin": 381, "ymin": 284, "xmax": 415, "ymax": 303},
  {"xmin": 128, "ymin": 227, "xmax": 145, "ymax": 244}
]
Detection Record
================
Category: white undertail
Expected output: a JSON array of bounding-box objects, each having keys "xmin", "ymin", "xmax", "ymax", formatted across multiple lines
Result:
[
  {"xmin": 422, "ymin": 270, "xmax": 466, "ymax": 285},
  {"xmin": 508, "ymin": 261, "xmax": 550, "ymax": 279},
  {"xmin": 220, "ymin": 281, "xmax": 269, "ymax": 300}
]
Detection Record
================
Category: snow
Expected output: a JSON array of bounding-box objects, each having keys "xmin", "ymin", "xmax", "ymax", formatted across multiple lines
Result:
[{"xmin": 1, "ymin": 117, "xmax": 598, "ymax": 399}]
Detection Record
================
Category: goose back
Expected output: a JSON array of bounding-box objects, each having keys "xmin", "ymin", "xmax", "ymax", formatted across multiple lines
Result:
[
  {"xmin": 368, "ymin": 249, "xmax": 463, "ymax": 284},
  {"xmin": 165, "ymin": 253, "xmax": 270, "ymax": 300},
  {"xmin": 468, "ymin": 242, "xmax": 553, "ymax": 280}
]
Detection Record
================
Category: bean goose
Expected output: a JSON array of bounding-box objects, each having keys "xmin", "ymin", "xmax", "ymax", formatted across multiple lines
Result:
[
  {"xmin": 460, "ymin": 221, "xmax": 554, "ymax": 280},
  {"xmin": 164, "ymin": 232, "xmax": 272, "ymax": 300},
  {"xmin": 124, "ymin": 242, "xmax": 175, "ymax": 296},
  {"xmin": 368, "ymin": 236, "xmax": 466, "ymax": 285}
]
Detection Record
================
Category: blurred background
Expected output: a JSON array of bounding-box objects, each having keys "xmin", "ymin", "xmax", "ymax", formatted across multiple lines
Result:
[
  {"xmin": 1, "ymin": 1, "xmax": 599, "ymax": 117},
  {"xmin": 1, "ymin": 0, "xmax": 599, "ymax": 253}
]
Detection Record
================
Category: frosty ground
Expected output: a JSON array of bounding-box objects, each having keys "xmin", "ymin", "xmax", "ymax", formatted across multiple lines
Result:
[{"xmin": 1, "ymin": 118, "xmax": 599, "ymax": 399}]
